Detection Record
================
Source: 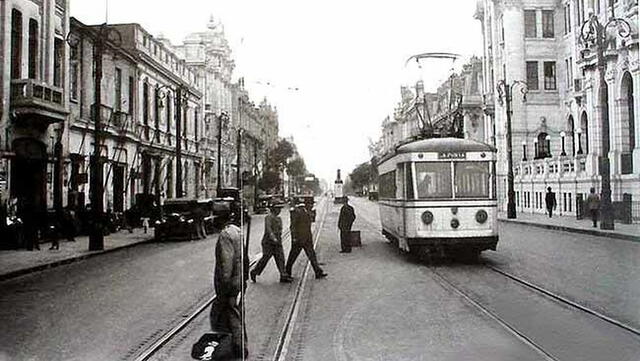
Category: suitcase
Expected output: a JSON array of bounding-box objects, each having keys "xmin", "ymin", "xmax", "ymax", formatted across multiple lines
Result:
[{"xmin": 349, "ymin": 230, "xmax": 361, "ymax": 247}]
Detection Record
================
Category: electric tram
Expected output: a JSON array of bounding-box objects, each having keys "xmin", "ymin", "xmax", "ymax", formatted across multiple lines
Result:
[{"xmin": 377, "ymin": 137, "xmax": 498, "ymax": 259}]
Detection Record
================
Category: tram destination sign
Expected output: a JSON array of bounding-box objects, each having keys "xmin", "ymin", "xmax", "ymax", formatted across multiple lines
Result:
[{"xmin": 438, "ymin": 152, "xmax": 466, "ymax": 159}]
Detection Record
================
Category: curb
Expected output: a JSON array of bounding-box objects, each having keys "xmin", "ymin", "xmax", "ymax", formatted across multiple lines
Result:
[
  {"xmin": 0, "ymin": 237, "xmax": 155, "ymax": 282},
  {"xmin": 498, "ymin": 218, "xmax": 640, "ymax": 243}
]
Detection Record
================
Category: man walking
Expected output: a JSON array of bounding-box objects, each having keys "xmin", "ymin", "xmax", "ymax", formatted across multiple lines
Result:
[
  {"xmin": 286, "ymin": 202, "xmax": 327, "ymax": 279},
  {"xmin": 586, "ymin": 187, "xmax": 601, "ymax": 228},
  {"xmin": 250, "ymin": 203, "xmax": 292, "ymax": 283},
  {"xmin": 338, "ymin": 197, "xmax": 356, "ymax": 253},
  {"xmin": 210, "ymin": 211, "xmax": 248, "ymax": 359},
  {"xmin": 545, "ymin": 187, "xmax": 557, "ymax": 218}
]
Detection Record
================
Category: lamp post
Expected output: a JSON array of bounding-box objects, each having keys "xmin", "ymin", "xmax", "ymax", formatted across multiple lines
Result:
[
  {"xmin": 216, "ymin": 111, "xmax": 229, "ymax": 195},
  {"xmin": 580, "ymin": 5, "xmax": 631, "ymax": 230},
  {"xmin": 496, "ymin": 79, "xmax": 528, "ymax": 219},
  {"xmin": 560, "ymin": 131, "xmax": 567, "ymax": 156}
]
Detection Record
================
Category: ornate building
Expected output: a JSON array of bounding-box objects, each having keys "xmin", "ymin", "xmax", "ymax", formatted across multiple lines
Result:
[
  {"xmin": 0, "ymin": 0, "xmax": 70, "ymax": 221},
  {"xmin": 476, "ymin": 0, "xmax": 638, "ymax": 221}
]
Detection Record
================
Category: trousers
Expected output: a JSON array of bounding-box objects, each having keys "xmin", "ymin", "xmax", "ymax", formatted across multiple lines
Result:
[
  {"xmin": 285, "ymin": 240, "xmax": 322, "ymax": 276},
  {"xmin": 340, "ymin": 230, "xmax": 351, "ymax": 252},
  {"xmin": 253, "ymin": 242, "xmax": 286, "ymax": 276},
  {"xmin": 209, "ymin": 296, "xmax": 246, "ymax": 351}
]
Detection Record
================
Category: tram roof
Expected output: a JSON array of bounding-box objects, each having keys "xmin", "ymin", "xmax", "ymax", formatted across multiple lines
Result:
[{"xmin": 379, "ymin": 137, "xmax": 496, "ymax": 162}]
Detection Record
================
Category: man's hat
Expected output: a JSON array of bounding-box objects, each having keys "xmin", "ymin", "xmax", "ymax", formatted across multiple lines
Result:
[{"xmin": 270, "ymin": 202, "xmax": 285, "ymax": 209}]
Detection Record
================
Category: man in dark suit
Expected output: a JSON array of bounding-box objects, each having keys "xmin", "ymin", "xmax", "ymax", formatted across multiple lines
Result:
[
  {"xmin": 250, "ymin": 203, "xmax": 292, "ymax": 283},
  {"xmin": 545, "ymin": 187, "xmax": 557, "ymax": 218},
  {"xmin": 286, "ymin": 203, "xmax": 327, "ymax": 279},
  {"xmin": 338, "ymin": 197, "xmax": 356, "ymax": 253}
]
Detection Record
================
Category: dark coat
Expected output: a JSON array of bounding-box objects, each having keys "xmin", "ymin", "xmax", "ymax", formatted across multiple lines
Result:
[
  {"xmin": 261, "ymin": 213, "xmax": 282, "ymax": 245},
  {"xmin": 214, "ymin": 224, "xmax": 243, "ymax": 298},
  {"xmin": 292, "ymin": 207, "xmax": 313, "ymax": 243},
  {"xmin": 545, "ymin": 192, "xmax": 556, "ymax": 209},
  {"xmin": 338, "ymin": 204, "xmax": 356, "ymax": 231}
]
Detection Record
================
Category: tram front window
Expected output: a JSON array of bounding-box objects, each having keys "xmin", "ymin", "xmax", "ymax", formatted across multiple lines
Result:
[
  {"xmin": 415, "ymin": 162, "xmax": 452, "ymax": 199},
  {"xmin": 455, "ymin": 162, "xmax": 490, "ymax": 198}
]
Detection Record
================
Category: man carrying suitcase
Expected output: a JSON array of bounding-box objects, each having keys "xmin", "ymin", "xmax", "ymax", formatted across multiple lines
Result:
[{"xmin": 338, "ymin": 197, "xmax": 356, "ymax": 253}]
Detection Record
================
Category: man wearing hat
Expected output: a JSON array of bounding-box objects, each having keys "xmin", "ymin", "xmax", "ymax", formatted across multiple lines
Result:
[
  {"xmin": 250, "ymin": 202, "xmax": 292, "ymax": 283},
  {"xmin": 338, "ymin": 197, "xmax": 356, "ymax": 253},
  {"xmin": 286, "ymin": 202, "xmax": 327, "ymax": 279}
]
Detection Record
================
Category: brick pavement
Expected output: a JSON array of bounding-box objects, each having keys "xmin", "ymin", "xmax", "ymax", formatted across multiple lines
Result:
[
  {"xmin": 499, "ymin": 212, "xmax": 640, "ymax": 242},
  {"xmin": 0, "ymin": 228, "xmax": 153, "ymax": 281}
]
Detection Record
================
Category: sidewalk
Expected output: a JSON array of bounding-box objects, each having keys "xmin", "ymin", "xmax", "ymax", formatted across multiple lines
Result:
[
  {"xmin": 498, "ymin": 212, "xmax": 640, "ymax": 242},
  {"xmin": 0, "ymin": 228, "xmax": 153, "ymax": 281}
]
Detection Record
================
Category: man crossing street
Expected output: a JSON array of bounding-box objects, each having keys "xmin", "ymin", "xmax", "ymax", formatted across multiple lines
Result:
[
  {"xmin": 286, "ymin": 202, "xmax": 327, "ymax": 279},
  {"xmin": 250, "ymin": 203, "xmax": 292, "ymax": 283}
]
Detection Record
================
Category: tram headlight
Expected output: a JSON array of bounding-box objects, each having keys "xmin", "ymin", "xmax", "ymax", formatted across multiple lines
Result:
[
  {"xmin": 421, "ymin": 211, "xmax": 434, "ymax": 225},
  {"xmin": 451, "ymin": 218, "xmax": 460, "ymax": 229},
  {"xmin": 476, "ymin": 210, "xmax": 488, "ymax": 224}
]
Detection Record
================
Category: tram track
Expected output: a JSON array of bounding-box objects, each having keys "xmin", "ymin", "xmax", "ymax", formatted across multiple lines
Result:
[
  {"xmin": 354, "ymin": 200, "xmax": 640, "ymax": 359},
  {"xmin": 132, "ymin": 227, "xmax": 292, "ymax": 361}
]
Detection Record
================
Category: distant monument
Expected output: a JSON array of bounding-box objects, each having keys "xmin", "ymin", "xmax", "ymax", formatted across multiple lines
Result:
[{"xmin": 334, "ymin": 169, "xmax": 344, "ymax": 204}]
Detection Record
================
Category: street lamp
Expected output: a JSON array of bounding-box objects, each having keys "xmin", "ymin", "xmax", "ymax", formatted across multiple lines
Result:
[
  {"xmin": 496, "ymin": 79, "xmax": 528, "ymax": 219},
  {"xmin": 560, "ymin": 131, "xmax": 567, "ymax": 156},
  {"xmin": 580, "ymin": 5, "xmax": 631, "ymax": 230}
]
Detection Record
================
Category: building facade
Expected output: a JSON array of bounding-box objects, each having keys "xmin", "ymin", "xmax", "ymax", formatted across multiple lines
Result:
[
  {"xmin": 0, "ymin": 0, "xmax": 70, "ymax": 221},
  {"xmin": 476, "ymin": 0, "xmax": 639, "ymax": 221}
]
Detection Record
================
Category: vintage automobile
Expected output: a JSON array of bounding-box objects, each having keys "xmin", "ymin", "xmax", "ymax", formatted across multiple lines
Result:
[
  {"xmin": 154, "ymin": 198, "xmax": 214, "ymax": 241},
  {"xmin": 216, "ymin": 187, "xmax": 250, "ymax": 220},
  {"xmin": 368, "ymin": 191, "xmax": 379, "ymax": 201},
  {"xmin": 254, "ymin": 195, "xmax": 273, "ymax": 214}
]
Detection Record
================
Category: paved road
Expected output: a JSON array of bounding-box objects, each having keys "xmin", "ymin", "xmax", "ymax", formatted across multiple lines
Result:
[{"xmin": 0, "ymin": 214, "xmax": 273, "ymax": 361}]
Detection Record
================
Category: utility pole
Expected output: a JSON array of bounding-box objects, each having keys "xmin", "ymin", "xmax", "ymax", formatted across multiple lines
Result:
[
  {"xmin": 253, "ymin": 139, "xmax": 259, "ymax": 209},
  {"xmin": 496, "ymin": 79, "xmax": 528, "ymax": 220},
  {"xmin": 216, "ymin": 112, "xmax": 227, "ymax": 195},
  {"xmin": 89, "ymin": 24, "xmax": 106, "ymax": 251},
  {"xmin": 175, "ymin": 87, "xmax": 184, "ymax": 198},
  {"xmin": 236, "ymin": 128, "xmax": 242, "ymax": 189}
]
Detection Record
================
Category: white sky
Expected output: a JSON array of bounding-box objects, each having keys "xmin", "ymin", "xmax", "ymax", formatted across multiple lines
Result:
[{"xmin": 71, "ymin": 0, "xmax": 483, "ymax": 185}]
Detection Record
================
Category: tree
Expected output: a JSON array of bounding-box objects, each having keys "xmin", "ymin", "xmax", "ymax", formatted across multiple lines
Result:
[
  {"xmin": 287, "ymin": 157, "xmax": 306, "ymax": 177},
  {"xmin": 349, "ymin": 161, "xmax": 376, "ymax": 192},
  {"xmin": 258, "ymin": 170, "xmax": 281, "ymax": 192},
  {"xmin": 269, "ymin": 139, "xmax": 294, "ymax": 171}
]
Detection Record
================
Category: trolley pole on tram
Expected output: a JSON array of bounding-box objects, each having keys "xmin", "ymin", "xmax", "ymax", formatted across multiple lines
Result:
[{"xmin": 497, "ymin": 79, "xmax": 528, "ymax": 219}]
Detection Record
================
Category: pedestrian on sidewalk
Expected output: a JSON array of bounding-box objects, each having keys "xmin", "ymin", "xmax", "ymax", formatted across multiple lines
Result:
[
  {"xmin": 285, "ymin": 202, "xmax": 327, "ymax": 279},
  {"xmin": 250, "ymin": 203, "xmax": 292, "ymax": 283},
  {"xmin": 586, "ymin": 187, "xmax": 601, "ymax": 228},
  {"xmin": 545, "ymin": 187, "xmax": 557, "ymax": 218},
  {"xmin": 338, "ymin": 197, "xmax": 356, "ymax": 253},
  {"xmin": 210, "ymin": 211, "xmax": 248, "ymax": 359}
]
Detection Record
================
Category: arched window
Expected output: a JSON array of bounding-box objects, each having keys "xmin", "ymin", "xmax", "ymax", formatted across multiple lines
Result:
[
  {"xmin": 620, "ymin": 72, "xmax": 635, "ymax": 174},
  {"xmin": 568, "ymin": 115, "xmax": 575, "ymax": 156},
  {"xmin": 536, "ymin": 132, "xmax": 550, "ymax": 158},
  {"xmin": 581, "ymin": 112, "xmax": 589, "ymax": 154}
]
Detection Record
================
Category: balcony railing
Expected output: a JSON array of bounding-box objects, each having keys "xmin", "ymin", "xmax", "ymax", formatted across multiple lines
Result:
[{"xmin": 10, "ymin": 79, "xmax": 67, "ymax": 123}]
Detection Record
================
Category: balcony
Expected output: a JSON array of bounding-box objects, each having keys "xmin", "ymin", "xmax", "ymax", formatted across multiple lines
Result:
[{"xmin": 10, "ymin": 79, "xmax": 68, "ymax": 124}]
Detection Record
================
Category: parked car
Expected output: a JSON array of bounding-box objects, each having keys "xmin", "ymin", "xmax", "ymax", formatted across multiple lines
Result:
[
  {"xmin": 155, "ymin": 198, "xmax": 212, "ymax": 241},
  {"xmin": 368, "ymin": 191, "xmax": 379, "ymax": 201}
]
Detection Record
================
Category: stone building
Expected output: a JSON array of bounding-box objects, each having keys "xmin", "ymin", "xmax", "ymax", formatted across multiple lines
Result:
[
  {"xmin": 0, "ymin": 0, "xmax": 70, "ymax": 221},
  {"xmin": 475, "ymin": 0, "xmax": 639, "ymax": 221},
  {"xmin": 67, "ymin": 18, "xmax": 203, "ymax": 212}
]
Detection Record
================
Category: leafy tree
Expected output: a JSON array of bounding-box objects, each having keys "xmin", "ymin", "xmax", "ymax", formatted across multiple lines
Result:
[
  {"xmin": 349, "ymin": 161, "xmax": 376, "ymax": 192},
  {"xmin": 287, "ymin": 157, "xmax": 307, "ymax": 177},
  {"xmin": 258, "ymin": 169, "xmax": 281, "ymax": 192},
  {"xmin": 269, "ymin": 139, "xmax": 294, "ymax": 171}
]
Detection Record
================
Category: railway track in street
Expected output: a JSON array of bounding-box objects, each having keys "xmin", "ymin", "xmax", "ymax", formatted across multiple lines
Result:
[
  {"xmin": 354, "ymin": 201, "xmax": 640, "ymax": 360},
  {"xmin": 132, "ymin": 227, "xmax": 291, "ymax": 361}
]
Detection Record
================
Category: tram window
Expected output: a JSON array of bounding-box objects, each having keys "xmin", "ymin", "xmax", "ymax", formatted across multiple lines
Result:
[
  {"xmin": 415, "ymin": 162, "xmax": 452, "ymax": 199},
  {"xmin": 454, "ymin": 162, "xmax": 490, "ymax": 198},
  {"xmin": 405, "ymin": 163, "xmax": 414, "ymax": 199},
  {"xmin": 379, "ymin": 171, "xmax": 396, "ymax": 199}
]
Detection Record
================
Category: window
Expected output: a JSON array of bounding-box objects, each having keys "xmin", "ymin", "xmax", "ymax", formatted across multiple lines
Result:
[
  {"xmin": 379, "ymin": 171, "xmax": 396, "ymax": 199},
  {"xmin": 53, "ymin": 38, "xmax": 63, "ymax": 87},
  {"xmin": 544, "ymin": 61, "xmax": 557, "ymax": 90},
  {"xmin": 568, "ymin": 57, "xmax": 573, "ymax": 89},
  {"xmin": 524, "ymin": 10, "xmax": 537, "ymax": 38},
  {"xmin": 415, "ymin": 162, "xmax": 452, "ymax": 199},
  {"xmin": 542, "ymin": 10, "xmax": 554, "ymax": 38},
  {"xmin": 28, "ymin": 19, "xmax": 38, "ymax": 79},
  {"xmin": 143, "ymin": 82, "xmax": 149, "ymax": 126},
  {"xmin": 70, "ymin": 43, "xmax": 79, "ymax": 101},
  {"xmin": 405, "ymin": 163, "xmax": 414, "ymax": 199},
  {"xmin": 11, "ymin": 9, "xmax": 23, "ymax": 79},
  {"xmin": 166, "ymin": 93, "xmax": 172, "ymax": 130},
  {"xmin": 537, "ymin": 132, "xmax": 550, "ymax": 158},
  {"xmin": 128, "ymin": 76, "xmax": 135, "ymax": 114},
  {"xmin": 564, "ymin": 4, "xmax": 571, "ymax": 34},
  {"xmin": 115, "ymin": 68, "xmax": 122, "ymax": 111},
  {"xmin": 526, "ymin": 61, "xmax": 539, "ymax": 90},
  {"xmin": 455, "ymin": 162, "xmax": 490, "ymax": 198}
]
